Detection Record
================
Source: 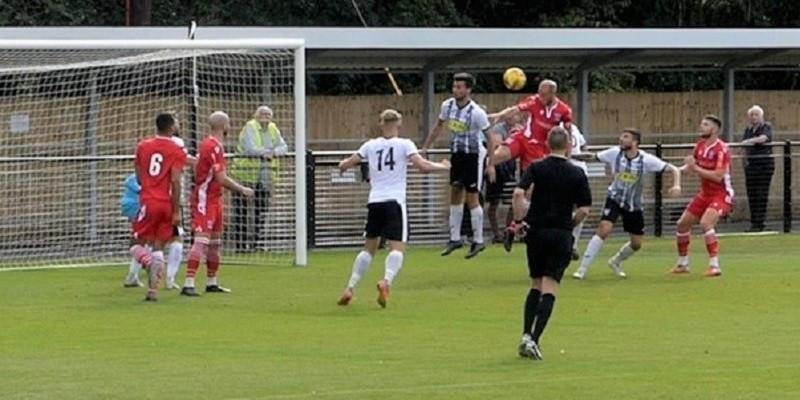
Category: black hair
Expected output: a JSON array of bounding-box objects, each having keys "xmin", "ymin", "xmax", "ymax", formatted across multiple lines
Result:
[
  {"xmin": 453, "ymin": 72, "xmax": 475, "ymax": 89},
  {"xmin": 155, "ymin": 113, "xmax": 175, "ymax": 133},
  {"xmin": 622, "ymin": 128, "xmax": 642, "ymax": 144}
]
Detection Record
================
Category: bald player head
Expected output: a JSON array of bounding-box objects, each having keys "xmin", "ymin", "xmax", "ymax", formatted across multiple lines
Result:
[
  {"xmin": 538, "ymin": 79, "xmax": 558, "ymax": 105},
  {"xmin": 208, "ymin": 111, "xmax": 231, "ymax": 137}
]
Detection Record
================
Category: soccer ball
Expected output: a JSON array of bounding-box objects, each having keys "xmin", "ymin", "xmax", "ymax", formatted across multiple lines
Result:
[{"xmin": 503, "ymin": 67, "xmax": 526, "ymax": 91}]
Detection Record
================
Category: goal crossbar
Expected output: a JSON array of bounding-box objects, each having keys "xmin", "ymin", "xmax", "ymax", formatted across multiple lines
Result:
[{"xmin": 0, "ymin": 39, "xmax": 305, "ymax": 50}]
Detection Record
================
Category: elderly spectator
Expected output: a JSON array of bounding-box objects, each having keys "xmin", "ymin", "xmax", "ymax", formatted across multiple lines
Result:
[
  {"xmin": 230, "ymin": 105, "xmax": 288, "ymax": 250},
  {"xmin": 741, "ymin": 105, "xmax": 774, "ymax": 232}
]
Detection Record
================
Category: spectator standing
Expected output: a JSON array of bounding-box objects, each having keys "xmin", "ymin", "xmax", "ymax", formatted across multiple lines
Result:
[
  {"xmin": 741, "ymin": 105, "xmax": 774, "ymax": 232},
  {"xmin": 230, "ymin": 105, "xmax": 289, "ymax": 250}
]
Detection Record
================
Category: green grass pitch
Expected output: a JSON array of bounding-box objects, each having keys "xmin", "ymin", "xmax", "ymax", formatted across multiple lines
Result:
[{"xmin": 2, "ymin": 235, "xmax": 799, "ymax": 399}]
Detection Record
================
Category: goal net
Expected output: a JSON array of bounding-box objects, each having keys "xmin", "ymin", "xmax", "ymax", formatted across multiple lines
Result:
[{"xmin": 0, "ymin": 39, "xmax": 307, "ymax": 269}]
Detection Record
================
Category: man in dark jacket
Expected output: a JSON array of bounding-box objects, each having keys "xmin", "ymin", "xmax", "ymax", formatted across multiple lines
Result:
[{"xmin": 741, "ymin": 105, "xmax": 774, "ymax": 232}]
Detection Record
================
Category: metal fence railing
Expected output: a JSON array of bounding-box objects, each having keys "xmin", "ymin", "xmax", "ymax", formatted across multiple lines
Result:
[{"xmin": 306, "ymin": 141, "xmax": 798, "ymax": 249}]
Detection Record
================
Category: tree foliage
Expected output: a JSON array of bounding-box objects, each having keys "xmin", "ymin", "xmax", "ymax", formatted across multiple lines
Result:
[{"xmin": 2, "ymin": 0, "xmax": 799, "ymax": 94}]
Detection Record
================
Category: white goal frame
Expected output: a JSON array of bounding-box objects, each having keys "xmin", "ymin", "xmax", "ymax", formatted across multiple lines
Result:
[{"xmin": 0, "ymin": 38, "xmax": 308, "ymax": 267}]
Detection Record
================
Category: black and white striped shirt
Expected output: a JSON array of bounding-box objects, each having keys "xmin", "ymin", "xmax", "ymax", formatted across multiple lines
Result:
[
  {"xmin": 438, "ymin": 98, "xmax": 490, "ymax": 154},
  {"xmin": 597, "ymin": 147, "xmax": 667, "ymax": 212}
]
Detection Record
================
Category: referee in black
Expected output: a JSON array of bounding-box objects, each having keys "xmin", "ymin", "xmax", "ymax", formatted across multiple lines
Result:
[{"xmin": 509, "ymin": 126, "xmax": 592, "ymax": 360}]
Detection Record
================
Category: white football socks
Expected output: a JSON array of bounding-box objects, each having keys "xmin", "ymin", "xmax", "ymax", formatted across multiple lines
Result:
[
  {"xmin": 126, "ymin": 258, "xmax": 142, "ymax": 284},
  {"xmin": 470, "ymin": 206, "xmax": 484, "ymax": 244},
  {"xmin": 449, "ymin": 205, "xmax": 463, "ymax": 242},
  {"xmin": 166, "ymin": 241, "xmax": 183, "ymax": 283},
  {"xmin": 384, "ymin": 250, "xmax": 404, "ymax": 285},
  {"xmin": 578, "ymin": 235, "xmax": 605, "ymax": 273},
  {"xmin": 612, "ymin": 242, "xmax": 637, "ymax": 264},
  {"xmin": 347, "ymin": 250, "xmax": 373, "ymax": 289}
]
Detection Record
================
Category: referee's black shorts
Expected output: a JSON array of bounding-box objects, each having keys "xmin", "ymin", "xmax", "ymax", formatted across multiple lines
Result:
[{"xmin": 526, "ymin": 228, "xmax": 574, "ymax": 283}]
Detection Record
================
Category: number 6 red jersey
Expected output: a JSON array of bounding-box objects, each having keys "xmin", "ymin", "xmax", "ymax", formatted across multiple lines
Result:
[{"xmin": 134, "ymin": 136, "xmax": 188, "ymax": 204}]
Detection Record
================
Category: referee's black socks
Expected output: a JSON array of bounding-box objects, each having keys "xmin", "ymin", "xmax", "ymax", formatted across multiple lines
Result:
[
  {"xmin": 523, "ymin": 289, "xmax": 542, "ymax": 336},
  {"xmin": 532, "ymin": 293, "xmax": 556, "ymax": 343}
]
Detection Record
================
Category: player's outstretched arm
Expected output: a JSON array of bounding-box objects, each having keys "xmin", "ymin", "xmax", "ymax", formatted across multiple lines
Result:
[
  {"xmin": 214, "ymin": 169, "xmax": 254, "ymax": 197},
  {"xmin": 666, "ymin": 164, "xmax": 682, "ymax": 197},
  {"xmin": 488, "ymin": 106, "xmax": 519, "ymax": 123},
  {"xmin": 338, "ymin": 154, "xmax": 362, "ymax": 174},
  {"xmin": 409, "ymin": 154, "xmax": 450, "ymax": 173},
  {"xmin": 571, "ymin": 152, "xmax": 597, "ymax": 162}
]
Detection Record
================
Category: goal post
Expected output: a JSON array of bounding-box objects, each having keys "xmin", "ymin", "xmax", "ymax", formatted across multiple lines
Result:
[{"xmin": 0, "ymin": 38, "xmax": 307, "ymax": 269}]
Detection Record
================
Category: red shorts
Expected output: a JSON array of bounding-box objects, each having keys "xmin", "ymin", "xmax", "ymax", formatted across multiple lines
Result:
[
  {"xmin": 685, "ymin": 193, "xmax": 732, "ymax": 218},
  {"xmin": 132, "ymin": 200, "xmax": 175, "ymax": 242},
  {"xmin": 503, "ymin": 132, "xmax": 548, "ymax": 171},
  {"xmin": 192, "ymin": 199, "xmax": 223, "ymax": 234}
]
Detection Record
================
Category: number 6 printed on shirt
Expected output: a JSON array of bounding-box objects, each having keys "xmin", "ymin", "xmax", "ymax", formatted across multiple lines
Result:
[{"xmin": 148, "ymin": 153, "xmax": 163, "ymax": 176}]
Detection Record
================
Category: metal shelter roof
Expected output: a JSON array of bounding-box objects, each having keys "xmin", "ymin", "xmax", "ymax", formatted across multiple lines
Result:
[{"xmin": 3, "ymin": 27, "xmax": 800, "ymax": 72}]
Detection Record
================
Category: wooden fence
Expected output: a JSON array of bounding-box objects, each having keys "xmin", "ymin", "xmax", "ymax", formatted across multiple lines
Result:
[{"xmin": 307, "ymin": 90, "xmax": 800, "ymax": 148}]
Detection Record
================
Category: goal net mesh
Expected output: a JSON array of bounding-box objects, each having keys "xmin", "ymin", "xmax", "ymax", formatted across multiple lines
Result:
[{"xmin": 0, "ymin": 47, "xmax": 298, "ymax": 268}]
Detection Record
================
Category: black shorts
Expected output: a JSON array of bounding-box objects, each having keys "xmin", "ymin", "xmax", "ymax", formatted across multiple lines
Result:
[
  {"xmin": 365, "ymin": 201, "xmax": 407, "ymax": 242},
  {"xmin": 450, "ymin": 152, "xmax": 484, "ymax": 193},
  {"xmin": 600, "ymin": 197, "xmax": 645, "ymax": 235},
  {"xmin": 526, "ymin": 228, "xmax": 573, "ymax": 283}
]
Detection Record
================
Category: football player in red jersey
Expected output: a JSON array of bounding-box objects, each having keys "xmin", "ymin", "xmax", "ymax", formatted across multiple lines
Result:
[
  {"xmin": 131, "ymin": 113, "xmax": 188, "ymax": 301},
  {"xmin": 489, "ymin": 80, "xmax": 573, "ymax": 251},
  {"xmin": 672, "ymin": 115, "xmax": 734, "ymax": 277},
  {"xmin": 181, "ymin": 111, "xmax": 254, "ymax": 297},
  {"xmin": 489, "ymin": 79, "xmax": 573, "ymax": 170}
]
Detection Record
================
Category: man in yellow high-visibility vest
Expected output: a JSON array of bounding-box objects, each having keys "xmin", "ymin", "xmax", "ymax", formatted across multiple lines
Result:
[{"xmin": 230, "ymin": 105, "xmax": 288, "ymax": 251}]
